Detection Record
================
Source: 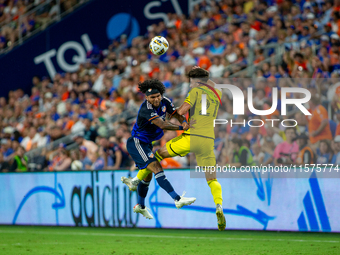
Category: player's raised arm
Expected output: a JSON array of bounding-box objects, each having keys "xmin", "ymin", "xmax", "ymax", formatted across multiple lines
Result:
[
  {"xmin": 177, "ymin": 102, "xmax": 191, "ymax": 116},
  {"xmin": 151, "ymin": 117, "xmax": 188, "ymax": 131}
]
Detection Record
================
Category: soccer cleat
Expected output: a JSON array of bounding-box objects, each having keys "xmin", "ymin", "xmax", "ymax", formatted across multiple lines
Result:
[
  {"xmin": 133, "ymin": 204, "xmax": 153, "ymax": 219},
  {"xmin": 121, "ymin": 176, "xmax": 138, "ymax": 191},
  {"xmin": 216, "ymin": 204, "xmax": 226, "ymax": 231},
  {"xmin": 174, "ymin": 191, "xmax": 196, "ymax": 209}
]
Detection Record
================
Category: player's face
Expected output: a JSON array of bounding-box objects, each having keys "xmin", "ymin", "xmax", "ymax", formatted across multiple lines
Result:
[{"xmin": 147, "ymin": 93, "xmax": 162, "ymax": 107}]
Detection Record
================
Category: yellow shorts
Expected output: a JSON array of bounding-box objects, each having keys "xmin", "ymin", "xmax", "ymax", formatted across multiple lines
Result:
[{"xmin": 166, "ymin": 134, "xmax": 216, "ymax": 167}]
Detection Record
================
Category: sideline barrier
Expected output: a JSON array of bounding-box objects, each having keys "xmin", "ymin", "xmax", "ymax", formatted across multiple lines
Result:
[{"xmin": 0, "ymin": 169, "xmax": 338, "ymax": 232}]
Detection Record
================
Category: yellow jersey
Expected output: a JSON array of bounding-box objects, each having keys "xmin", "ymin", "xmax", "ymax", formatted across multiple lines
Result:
[{"xmin": 183, "ymin": 85, "xmax": 222, "ymax": 139}]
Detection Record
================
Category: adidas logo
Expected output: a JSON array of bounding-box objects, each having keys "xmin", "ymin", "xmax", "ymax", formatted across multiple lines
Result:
[{"xmin": 297, "ymin": 172, "xmax": 331, "ymax": 232}]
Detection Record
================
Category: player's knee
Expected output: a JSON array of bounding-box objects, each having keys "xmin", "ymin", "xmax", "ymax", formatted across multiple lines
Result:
[
  {"xmin": 148, "ymin": 161, "xmax": 163, "ymax": 174},
  {"xmin": 144, "ymin": 172, "xmax": 153, "ymax": 182},
  {"xmin": 157, "ymin": 146, "xmax": 169, "ymax": 158},
  {"xmin": 206, "ymin": 177, "xmax": 217, "ymax": 183}
]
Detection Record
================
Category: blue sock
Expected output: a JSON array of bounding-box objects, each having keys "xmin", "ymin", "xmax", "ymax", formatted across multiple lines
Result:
[
  {"xmin": 155, "ymin": 171, "xmax": 180, "ymax": 201},
  {"xmin": 137, "ymin": 180, "xmax": 150, "ymax": 209}
]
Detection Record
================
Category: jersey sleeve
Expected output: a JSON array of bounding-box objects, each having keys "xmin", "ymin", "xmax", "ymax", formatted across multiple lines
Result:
[
  {"xmin": 184, "ymin": 88, "xmax": 199, "ymax": 106},
  {"xmin": 139, "ymin": 105, "xmax": 159, "ymax": 122},
  {"xmin": 163, "ymin": 97, "xmax": 176, "ymax": 115}
]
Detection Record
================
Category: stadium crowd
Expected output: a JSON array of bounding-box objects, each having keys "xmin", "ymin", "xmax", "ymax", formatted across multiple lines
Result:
[
  {"xmin": 1, "ymin": 0, "xmax": 340, "ymax": 172},
  {"xmin": 0, "ymin": 0, "xmax": 82, "ymax": 52}
]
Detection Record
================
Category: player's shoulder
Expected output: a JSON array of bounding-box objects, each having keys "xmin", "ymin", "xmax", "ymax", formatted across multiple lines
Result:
[
  {"xmin": 138, "ymin": 101, "xmax": 154, "ymax": 118},
  {"xmin": 162, "ymin": 96, "xmax": 173, "ymax": 104},
  {"xmin": 140, "ymin": 100, "xmax": 153, "ymax": 111},
  {"xmin": 188, "ymin": 87, "xmax": 201, "ymax": 95}
]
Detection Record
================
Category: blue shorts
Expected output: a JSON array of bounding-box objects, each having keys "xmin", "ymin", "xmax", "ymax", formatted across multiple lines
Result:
[{"xmin": 126, "ymin": 137, "xmax": 158, "ymax": 169}]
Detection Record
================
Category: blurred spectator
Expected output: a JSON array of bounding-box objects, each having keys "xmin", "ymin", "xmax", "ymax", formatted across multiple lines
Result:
[
  {"xmin": 79, "ymin": 146, "xmax": 92, "ymax": 169},
  {"xmin": 10, "ymin": 146, "xmax": 28, "ymax": 172},
  {"xmin": 53, "ymin": 149, "xmax": 71, "ymax": 171},
  {"xmin": 307, "ymin": 96, "xmax": 332, "ymax": 146},
  {"xmin": 83, "ymin": 118, "xmax": 97, "ymax": 142},
  {"xmin": 99, "ymin": 136, "xmax": 124, "ymax": 170},
  {"xmin": 0, "ymin": 153, "xmax": 10, "ymax": 172},
  {"xmin": 88, "ymin": 150, "xmax": 104, "ymax": 170},
  {"xmin": 1, "ymin": 139, "xmax": 14, "ymax": 160},
  {"xmin": 273, "ymin": 127, "xmax": 299, "ymax": 165},
  {"xmin": 316, "ymin": 140, "xmax": 333, "ymax": 164},
  {"xmin": 252, "ymin": 143, "xmax": 265, "ymax": 165},
  {"xmin": 20, "ymin": 126, "xmax": 40, "ymax": 151},
  {"xmin": 228, "ymin": 137, "xmax": 254, "ymax": 167},
  {"xmin": 208, "ymin": 56, "xmax": 224, "ymax": 77},
  {"xmin": 0, "ymin": 0, "xmax": 81, "ymax": 52},
  {"xmin": 295, "ymin": 133, "xmax": 316, "ymax": 164},
  {"xmin": 331, "ymin": 136, "xmax": 340, "ymax": 164},
  {"xmin": 260, "ymin": 126, "xmax": 283, "ymax": 146},
  {"xmin": 73, "ymin": 133, "xmax": 98, "ymax": 156}
]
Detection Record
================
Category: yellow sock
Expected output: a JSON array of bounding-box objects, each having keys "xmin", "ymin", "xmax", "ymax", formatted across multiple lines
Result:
[
  {"xmin": 136, "ymin": 168, "xmax": 152, "ymax": 181},
  {"xmin": 207, "ymin": 179, "xmax": 223, "ymax": 206},
  {"xmin": 155, "ymin": 151, "xmax": 163, "ymax": 162}
]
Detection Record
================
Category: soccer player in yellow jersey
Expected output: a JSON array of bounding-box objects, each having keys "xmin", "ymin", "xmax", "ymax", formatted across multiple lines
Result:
[{"xmin": 162, "ymin": 67, "xmax": 226, "ymax": 231}]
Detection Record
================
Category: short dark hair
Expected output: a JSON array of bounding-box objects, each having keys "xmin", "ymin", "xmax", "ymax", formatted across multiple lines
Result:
[
  {"xmin": 187, "ymin": 68, "xmax": 209, "ymax": 82},
  {"xmin": 138, "ymin": 79, "xmax": 165, "ymax": 95},
  {"xmin": 231, "ymin": 137, "xmax": 243, "ymax": 147},
  {"xmin": 294, "ymin": 53, "xmax": 304, "ymax": 59}
]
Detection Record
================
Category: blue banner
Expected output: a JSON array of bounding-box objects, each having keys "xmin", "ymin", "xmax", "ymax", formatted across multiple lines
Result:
[
  {"xmin": 0, "ymin": 170, "xmax": 339, "ymax": 232},
  {"xmin": 0, "ymin": 0, "xmax": 195, "ymax": 97}
]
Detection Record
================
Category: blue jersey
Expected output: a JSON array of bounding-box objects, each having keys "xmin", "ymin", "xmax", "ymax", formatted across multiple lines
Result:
[{"xmin": 131, "ymin": 97, "xmax": 176, "ymax": 144}]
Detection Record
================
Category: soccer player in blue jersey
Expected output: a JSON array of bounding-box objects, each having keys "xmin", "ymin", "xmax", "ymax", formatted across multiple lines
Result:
[{"xmin": 121, "ymin": 79, "xmax": 196, "ymax": 219}]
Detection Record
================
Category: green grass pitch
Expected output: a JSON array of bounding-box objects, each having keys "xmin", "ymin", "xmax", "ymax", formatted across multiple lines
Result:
[{"xmin": 0, "ymin": 226, "xmax": 339, "ymax": 254}]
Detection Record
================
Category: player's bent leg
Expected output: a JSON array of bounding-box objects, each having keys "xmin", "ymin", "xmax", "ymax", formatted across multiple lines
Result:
[
  {"xmin": 155, "ymin": 150, "xmax": 165, "ymax": 162},
  {"xmin": 137, "ymin": 168, "xmax": 152, "ymax": 181},
  {"xmin": 148, "ymin": 161, "xmax": 196, "ymax": 208},
  {"xmin": 156, "ymin": 144, "xmax": 171, "ymax": 160},
  {"xmin": 122, "ymin": 167, "xmax": 154, "ymax": 191},
  {"xmin": 134, "ymin": 172, "xmax": 153, "ymax": 219},
  {"xmin": 206, "ymin": 178, "xmax": 223, "ymax": 206},
  {"xmin": 136, "ymin": 172, "xmax": 152, "ymax": 207},
  {"xmin": 206, "ymin": 172, "xmax": 225, "ymax": 231},
  {"xmin": 122, "ymin": 137, "xmax": 156, "ymax": 191},
  {"xmin": 197, "ymin": 141, "xmax": 226, "ymax": 231},
  {"xmin": 158, "ymin": 134, "xmax": 190, "ymax": 160}
]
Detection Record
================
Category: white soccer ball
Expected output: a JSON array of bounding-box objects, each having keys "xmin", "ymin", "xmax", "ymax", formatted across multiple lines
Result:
[
  {"xmin": 149, "ymin": 36, "xmax": 169, "ymax": 56},
  {"xmin": 71, "ymin": 160, "xmax": 83, "ymax": 170}
]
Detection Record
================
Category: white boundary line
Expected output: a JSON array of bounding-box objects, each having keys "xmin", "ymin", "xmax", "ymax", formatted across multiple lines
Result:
[{"xmin": 0, "ymin": 230, "xmax": 338, "ymax": 243}]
